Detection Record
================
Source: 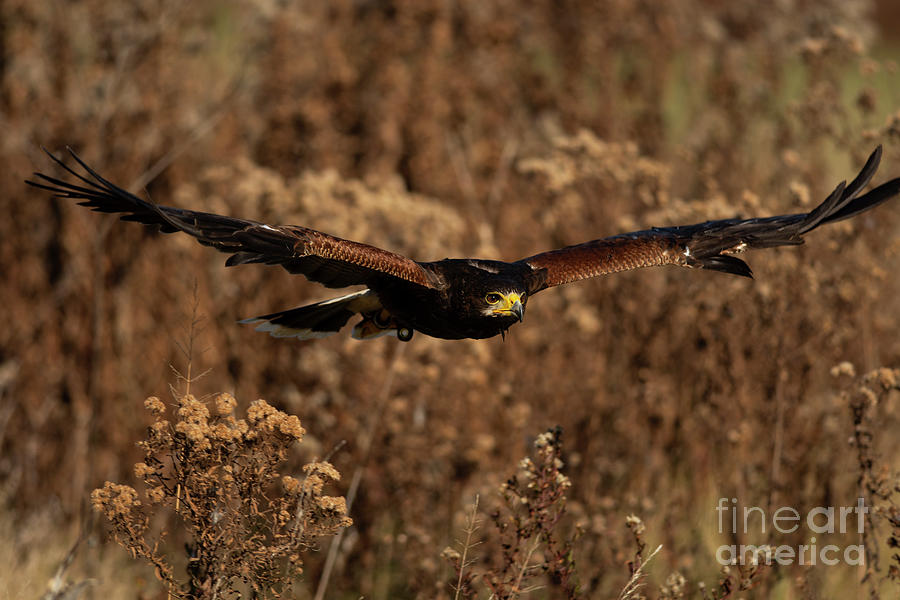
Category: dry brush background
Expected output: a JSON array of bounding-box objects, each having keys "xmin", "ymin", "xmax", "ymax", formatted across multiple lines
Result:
[{"xmin": 2, "ymin": 0, "xmax": 900, "ymax": 598}]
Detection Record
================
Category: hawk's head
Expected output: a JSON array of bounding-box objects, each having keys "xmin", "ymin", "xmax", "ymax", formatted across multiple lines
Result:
[
  {"xmin": 480, "ymin": 290, "xmax": 525, "ymax": 322},
  {"xmin": 434, "ymin": 259, "xmax": 534, "ymax": 338},
  {"xmin": 457, "ymin": 260, "xmax": 529, "ymax": 327}
]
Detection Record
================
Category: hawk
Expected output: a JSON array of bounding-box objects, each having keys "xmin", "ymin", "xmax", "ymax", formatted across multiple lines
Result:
[{"xmin": 27, "ymin": 147, "xmax": 900, "ymax": 342}]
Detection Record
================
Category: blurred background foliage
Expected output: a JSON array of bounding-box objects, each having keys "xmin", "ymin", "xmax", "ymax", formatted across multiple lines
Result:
[{"xmin": 2, "ymin": 0, "xmax": 900, "ymax": 597}]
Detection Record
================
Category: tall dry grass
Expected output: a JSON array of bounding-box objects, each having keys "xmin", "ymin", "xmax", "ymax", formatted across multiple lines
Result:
[{"xmin": 2, "ymin": 0, "xmax": 900, "ymax": 597}]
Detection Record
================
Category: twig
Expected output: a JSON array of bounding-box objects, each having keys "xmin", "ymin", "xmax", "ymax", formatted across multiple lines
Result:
[
  {"xmin": 510, "ymin": 537, "xmax": 542, "ymax": 599},
  {"xmin": 454, "ymin": 495, "xmax": 481, "ymax": 600},
  {"xmin": 618, "ymin": 544, "xmax": 662, "ymax": 600},
  {"xmin": 168, "ymin": 281, "xmax": 210, "ymax": 398}
]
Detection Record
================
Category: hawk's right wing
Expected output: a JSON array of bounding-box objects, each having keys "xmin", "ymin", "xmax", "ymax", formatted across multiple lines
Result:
[{"xmin": 27, "ymin": 149, "xmax": 444, "ymax": 290}]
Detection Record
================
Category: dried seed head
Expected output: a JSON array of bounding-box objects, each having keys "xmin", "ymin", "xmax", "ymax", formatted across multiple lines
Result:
[
  {"xmin": 441, "ymin": 546, "xmax": 461, "ymax": 561},
  {"xmin": 316, "ymin": 495, "xmax": 347, "ymax": 514},
  {"xmin": 278, "ymin": 414, "xmax": 305, "ymax": 440},
  {"xmin": 247, "ymin": 399, "xmax": 306, "ymax": 441},
  {"xmin": 282, "ymin": 475, "xmax": 301, "ymax": 494},
  {"xmin": 134, "ymin": 462, "xmax": 154, "ymax": 478},
  {"xmin": 215, "ymin": 393, "xmax": 237, "ymax": 416},
  {"xmin": 147, "ymin": 486, "xmax": 166, "ymax": 503},
  {"xmin": 144, "ymin": 396, "xmax": 166, "ymax": 416},
  {"xmin": 210, "ymin": 422, "xmax": 242, "ymax": 442},
  {"xmin": 831, "ymin": 361, "xmax": 856, "ymax": 378},
  {"xmin": 625, "ymin": 514, "xmax": 646, "ymax": 536},
  {"xmin": 303, "ymin": 461, "xmax": 341, "ymax": 481},
  {"xmin": 175, "ymin": 421, "xmax": 212, "ymax": 450},
  {"xmin": 150, "ymin": 420, "xmax": 170, "ymax": 434},
  {"xmin": 91, "ymin": 482, "xmax": 141, "ymax": 517},
  {"xmin": 534, "ymin": 431, "xmax": 554, "ymax": 448},
  {"xmin": 247, "ymin": 398, "xmax": 277, "ymax": 423},
  {"xmin": 865, "ymin": 367, "xmax": 899, "ymax": 390},
  {"xmin": 177, "ymin": 395, "xmax": 210, "ymax": 423},
  {"xmin": 302, "ymin": 474, "xmax": 325, "ymax": 496}
]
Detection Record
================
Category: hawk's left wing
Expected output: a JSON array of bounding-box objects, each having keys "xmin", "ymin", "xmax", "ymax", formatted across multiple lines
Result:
[{"xmin": 519, "ymin": 146, "xmax": 900, "ymax": 292}]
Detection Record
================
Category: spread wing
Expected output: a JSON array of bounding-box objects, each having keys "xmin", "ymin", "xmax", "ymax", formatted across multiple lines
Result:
[
  {"xmin": 26, "ymin": 149, "xmax": 443, "ymax": 290},
  {"xmin": 519, "ymin": 146, "xmax": 900, "ymax": 292}
]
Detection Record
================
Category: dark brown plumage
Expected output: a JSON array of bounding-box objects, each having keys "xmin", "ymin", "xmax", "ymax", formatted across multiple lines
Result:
[{"xmin": 26, "ymin": 146, "xmax": 900, "ymax": 341}]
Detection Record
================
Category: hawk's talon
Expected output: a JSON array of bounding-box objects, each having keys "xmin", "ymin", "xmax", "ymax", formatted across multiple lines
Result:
[{"xmin": 372, "ymin": 310, "xmax": 392, "ymax": 328}]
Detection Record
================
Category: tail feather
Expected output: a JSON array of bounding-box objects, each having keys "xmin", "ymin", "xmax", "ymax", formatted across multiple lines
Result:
[
  {"xmin": 695, "ymin": 255, "xmax": 754, "ymax": 278},
  {"xmin": 240, "ymin": 289, "xmax": 380, "ymax": 340}
]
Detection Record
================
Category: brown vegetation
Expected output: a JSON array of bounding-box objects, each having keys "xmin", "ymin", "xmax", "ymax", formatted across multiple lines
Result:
[
  {"xmin": 2, "ymin": 0, "xmax": 900, "ymax": 598},
  {"xmin": 91, "ymin": 388, "xmax": 351, "ymax": 598}
]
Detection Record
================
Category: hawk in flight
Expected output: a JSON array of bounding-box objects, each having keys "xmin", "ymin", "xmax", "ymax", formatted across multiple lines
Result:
[{"xmin": 27, "ymin": 147, "xmax": 900, "ymax": 342}]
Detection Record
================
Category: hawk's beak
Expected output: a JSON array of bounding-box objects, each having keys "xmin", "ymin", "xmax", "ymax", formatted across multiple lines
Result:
[
  {"xmin": 492, "ymin": 292, "xmax": 524, "ymax": 322},
  {"xmin": 510, "ymin": 299, "xmax": 524, "ymax": 322}
]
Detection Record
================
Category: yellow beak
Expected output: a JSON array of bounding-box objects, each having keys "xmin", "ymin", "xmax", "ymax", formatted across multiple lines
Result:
[{"xmin": 492, "ymin": 292, "xmax": 524, "ymax": 322}]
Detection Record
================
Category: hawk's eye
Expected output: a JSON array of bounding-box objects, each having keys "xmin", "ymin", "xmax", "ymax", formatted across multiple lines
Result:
[{"xmin": 485, "ymin": 292, "xmax": 503, "ymax": 304}]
